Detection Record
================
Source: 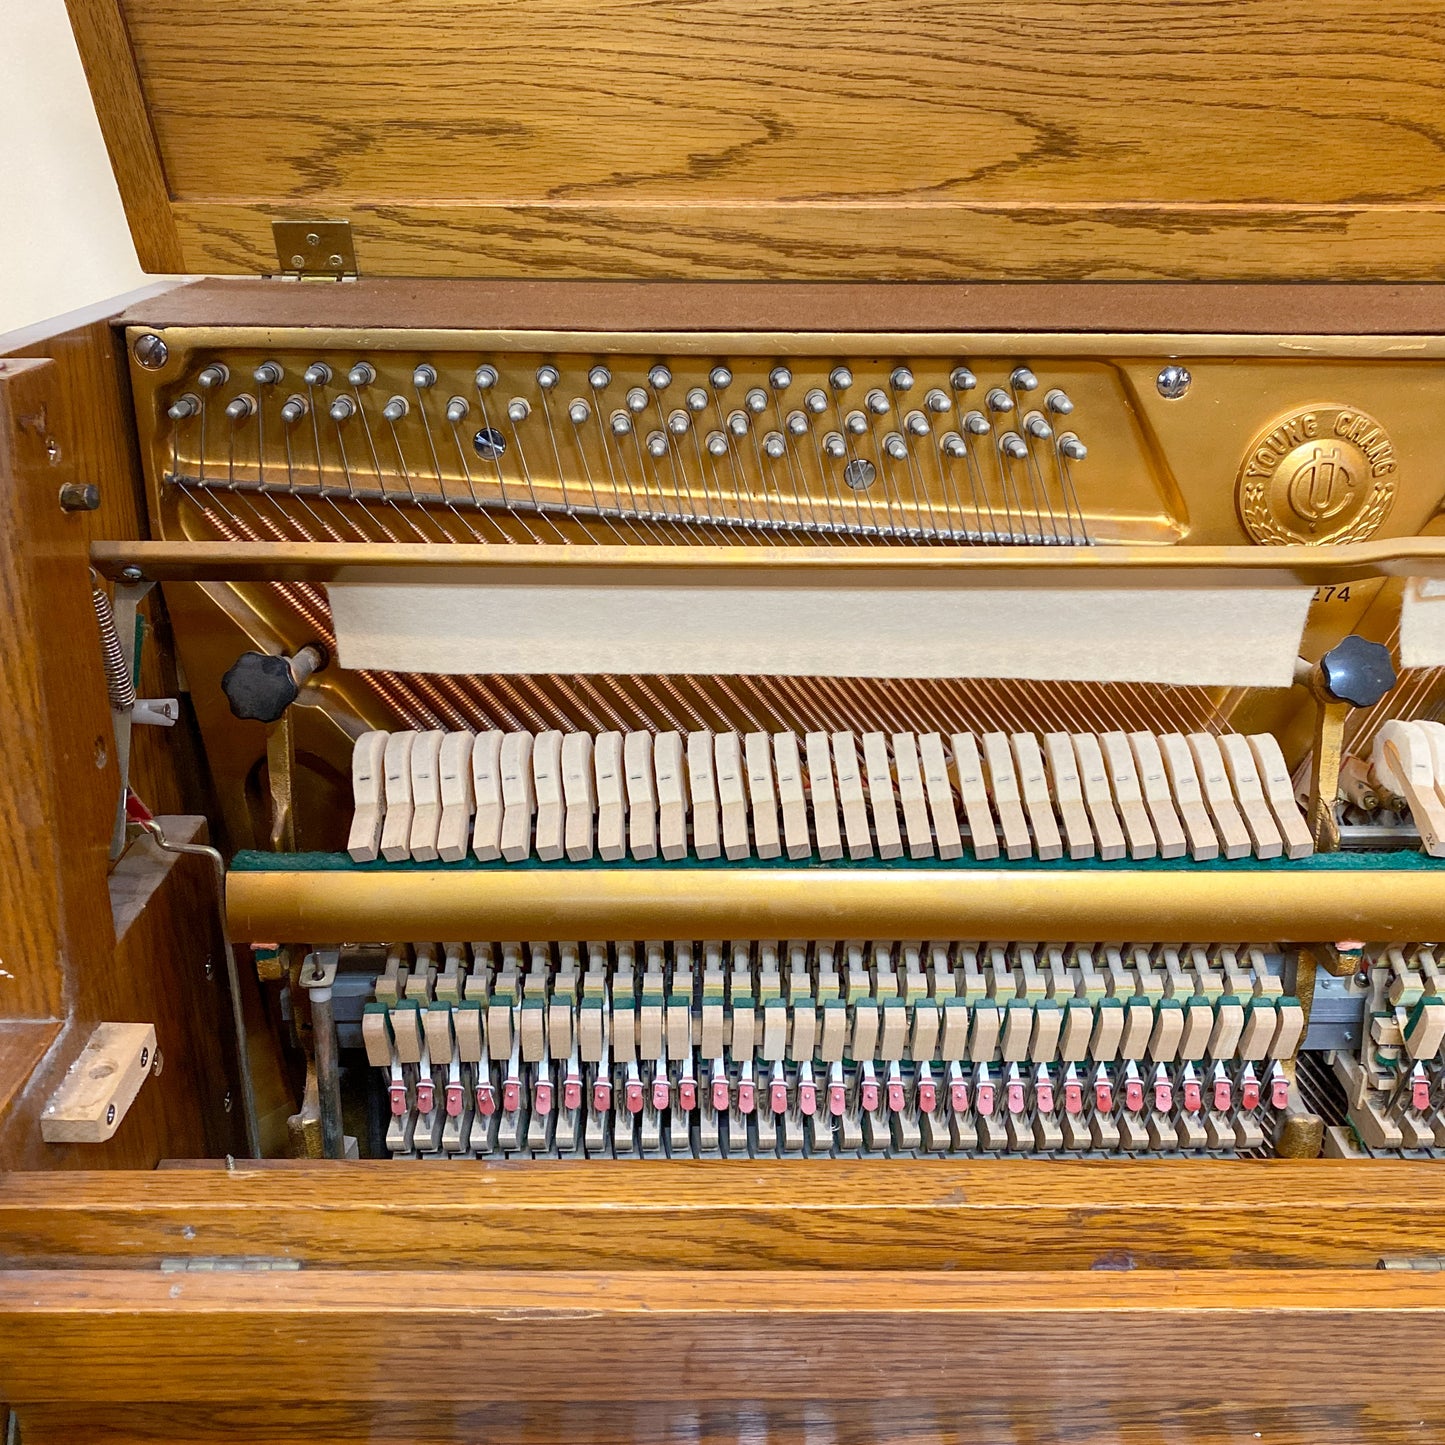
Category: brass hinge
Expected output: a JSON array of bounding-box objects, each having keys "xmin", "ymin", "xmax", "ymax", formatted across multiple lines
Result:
[
  {"xmin": 1377, "ymin": 1255, "xmax": 1445, "ymax": 1271},
  {"xmin": 272, "ymin": 220, "xmax": 358, "ymax": 281},
  {"xmin": 160, "ymin": 1256, "xmax": 302, "ymax": 1273}
]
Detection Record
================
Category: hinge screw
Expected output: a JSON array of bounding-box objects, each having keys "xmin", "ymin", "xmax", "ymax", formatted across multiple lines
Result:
[
  {"xmin": 133, "ymin": 334, "xmax": 169, "ymax": 370},
  {"xmin": 106, "ymin": 1104, "xmax": 116, "ymax": 1125},
  {"xmin": 1156, "ymin": 365, "xmax": 1191, "ymax": 399}
]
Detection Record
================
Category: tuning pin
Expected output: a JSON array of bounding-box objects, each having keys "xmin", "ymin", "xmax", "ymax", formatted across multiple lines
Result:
[
  {"xmin": 864, "ymin": 389, "xmax": 889, "ymax": 416},
  {"xmin": 924, "ymin": 388, "xmax": 950, "ymax": 414},
  {"xmin": 1010, "ymin": 366, "xmax": 1039, "ymax": 391},
  {"xmin": 382, "ymin": 396, "xmax": 409, "ymax": 423},
  {"xmin": 686, "ymin": 387, "xmax": 708, "ymax": 413},
  {"xmin": 844, "ymin": 410, "xmax": 867, "ymax": 437},
  {"xmin": 413, "ymin": 364, "xmax": 438, "ymax": 390},
  {"xmin": 475, "ymin": 365, "xmax": 498, "ymax": 391},
  {"xmin": 568, "ymin": 398, "xmax": 590, "ymax": 425},
  {"xmin": 224, "ymin": 394, "xmax": 255, "ymax": 421},
  {"xmin": 999, "ymin": 431, "xmax": 1028, "ymax": 460},
  {"xmin": 279, "ymin": 394, "xmax": 308, "ymax": 425},
  {"xmin": 197, "ymin": 363, "xmax": 230, "ymax": 390},
  {"xmin": 940, "ymin": 431, "xmax": 966, "ymax": 459},
  {"xmin": 646, "ymin": 430, "xmax": 668, "ymax": 459},
  {"xmin": 1044, "ymin": 388, "xmax": 1073, "ymax": 415},
  {"xmin": 745, "ymin": 387, "xmax": 768, "ymax": 415},
  {"xmin": 709, "ymin": 365, "xmax": 732, "ymax": 390},
  {"xmin": 536, "ymin": 365, "xmax": 559, "ymax": 391},
  {"xmin": 507, "ymin": 397, "xmax": 531, "ymax": 424},
  {"xmin": 768, "ymin": 365, "xmax": 792, "ymax": 391},
  {"xmin": 889, "ymin": 366, "xmax": 914, "ymax": 392},
  {"xmin": 610, "ymin": 411, "xmax": 633, "ymax": 437},
  {"xmin": 804, "ymin": 388, "xmax": 828, "ymax": 415},
  {"xmin": 300, "ymin": 363, "xmax": 330, "ymax": 388},
  {"xmin": 625, "ymin": 387, "xmax": 648, "ymax": 414},
  {"xmin": 1023, "ymin": 411, "xmax": 1053, "ymax": 440},
  {"xmin": 822, "ymin": 432, "xmax": 846, "ymax": 459},
  {"xmin": 668, "ymin": 409, "xmax": 690, "ymax": 436},
  {"xmin": 829, "ymin": 366, "xmax": 853, "ymax": 391},
  {"xmin": 1058, "ymin": 432, "xmax": 1088, "ymax": 460},
  {"xmin": 786, "ymin": 410, "xmax": 808, "ymax": 437},
  {"xmin": 445, "ymin": 396, "xmax": 470, "ymax": 424},
  {"xmin": 949, "ymin": 366, "xmax": 976, "ymax": 392},
  {"xmin": 985, "ymin": 387, "xmax": 1013, "ymax": 413},
  {"xmin": 905, "ymin": 410, "xmax": 930, "ymax": 437},
  {"xmin": 883, "ymin": 433, "xmax": 908, "ymax": 461},
  {"xmin": 963, "ymin": 410, "xmax": 990, "ymax": 436},
  {"xmin": 763, "ymin": 431, "xmax": 786, "ymax": 459},
  {"xmin": 588, "ymin": 364, "xmax": 611, "ymax": 390},
  {"xmin": 253, "ymin": 360, "xmax": 283, "ymax": 386},
  {"xmin": 348, "ymin": 362, "xmax": 376, "ymax": 387},
  {"xmin": 705, "ymin": 430, "xmax": 728, "ymax": 456},
  {"xmin": 648, "ymin": 364, "xmax": 672, "ymax": 391},
  {"xmin": 166, "ymin": 393, "xmax": 200, "ymax": 421},
  {"xmin": 328, "ymin": 395, "xmax": 356, "ymax": 422},
  {"xmin": 727, "ymin": 410, "xmax": 750, "ymax": 438}
]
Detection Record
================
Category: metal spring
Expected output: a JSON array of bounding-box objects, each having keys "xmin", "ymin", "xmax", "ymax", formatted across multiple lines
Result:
[{"xmin": 92, "ymin": 585, "xmax": 136, "ymax": 712}]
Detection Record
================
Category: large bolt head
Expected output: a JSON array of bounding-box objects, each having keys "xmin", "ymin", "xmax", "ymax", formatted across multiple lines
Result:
[
  {"xmin": 1318, "ymin": 634, "xmax": 1396, "ymax": 708},
  {"xmin": 221, "ymin": 652, "xmax": 299, "ymax": 723}
]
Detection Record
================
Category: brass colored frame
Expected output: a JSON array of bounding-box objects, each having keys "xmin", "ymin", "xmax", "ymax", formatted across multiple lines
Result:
[
  {"xmin": 226, "ymin": 863, "xmax": 1445, "ymax": 946},
  {"xmin": 92, "ymin": 536, "xmax": 1445, "ymax": 586}
]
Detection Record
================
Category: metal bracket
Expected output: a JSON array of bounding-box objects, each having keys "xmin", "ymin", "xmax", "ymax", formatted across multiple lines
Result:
[{"xmin": 272, "ymin": 220, "xmax": 358, "ymax": 281}]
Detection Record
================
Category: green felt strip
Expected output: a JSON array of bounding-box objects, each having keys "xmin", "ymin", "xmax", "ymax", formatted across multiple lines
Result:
[{"xmin": 231, "ymin": 847, "xmax": 1445, "ymax": 875}]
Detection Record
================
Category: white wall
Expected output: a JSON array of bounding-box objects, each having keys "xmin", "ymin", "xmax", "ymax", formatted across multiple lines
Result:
[{"xmin": 0, "ymin": 0, "xmax": 148, "ymax": 336}]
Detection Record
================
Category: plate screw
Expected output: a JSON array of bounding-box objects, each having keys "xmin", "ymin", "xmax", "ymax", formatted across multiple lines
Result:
[
  {"xmin": 1156, "ymin": 364, "xmax": 1191, "ymax": 399},
  {"xmin": 133, "ymin": 333, "xmax": 169, "ymax": 370},
  {"xmin": 59, "ymin": 482, "xmax": 100, "ymax": 512}
]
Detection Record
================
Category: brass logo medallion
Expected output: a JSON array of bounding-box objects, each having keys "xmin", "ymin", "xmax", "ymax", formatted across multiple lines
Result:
[{"xmin": 1237, "ymin": 405, "xmax": 1397, "ymax": 545}]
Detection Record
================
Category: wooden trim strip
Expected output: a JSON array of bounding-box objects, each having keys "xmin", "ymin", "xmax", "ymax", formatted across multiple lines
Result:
[
  {"xmin": 2, "ymin": 1268, "xmax": 1444, "ymax": 1405},
  {"xmin": 4, "ymin": 1161, "xmax": 1445, "ymax": 1271},
  {"xmin": 63, "ymin": 0, "xmax": 184, "ymax": 272},
  {"xmin": 170, "ymin": 200, "xmax": 1445, "ymax": 283}
]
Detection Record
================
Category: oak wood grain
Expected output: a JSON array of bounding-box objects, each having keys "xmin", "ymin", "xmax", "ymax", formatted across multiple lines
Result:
[
  {"xmin": 20, "ymin": 1399, "xmax": 1445, "ymax": 1445},
  {"xmin": 169, "ymin": 199, "xmax": 1445, "ymax": 282},
  {"xmin": 0, "ymin": 324, "xmax": 243, "ymax": 1168},
  {"xmin": 2, "ymin": 1267, "xmax": 1444, "ymax": 1406},
  {"xmin": 69, "ymin": 0, "xmax": 1445, "ymax": 279},
  {"xmin": 3, "ymin": 1160, "xmax": 1443, "ymax": 1270},
  {"xmin": 62, "ymin": 0, "xmax": 183, "ymax": 271}
]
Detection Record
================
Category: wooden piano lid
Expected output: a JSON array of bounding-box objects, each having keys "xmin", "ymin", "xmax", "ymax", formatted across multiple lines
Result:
[{"xmin": 69, "ymin": 0, "xmax": 1445, "ymax": 283}]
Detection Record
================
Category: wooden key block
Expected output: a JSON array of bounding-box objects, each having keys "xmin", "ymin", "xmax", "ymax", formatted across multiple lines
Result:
[
  {"xmin": 347, "ymin": 729, "xmax": 389, "ymax": 863},
  {"xmin": 951, "ymin": 733, "xmax": 999, "ymax": 861},
  {"xmin": 861, "ymin": 731, "xmax": 904, "ymax": 860},
  {"xmin": 803, "ymin": 732, "xmax": 842, "ymax": 861},
  {"xmin": 773, "ymin": 732, "xmax": 813, "ymax": 860},
  {"xmin": 1099, "ymin": 731, "xmax": 1156, "ymax": 860},
  {"xmin": 918, "ymin": 732, "xmax": 963, "ymax": 860},
  {"xmin": 1216, "ymin": 733, "xmax": 1283, "ymax": 860}
]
